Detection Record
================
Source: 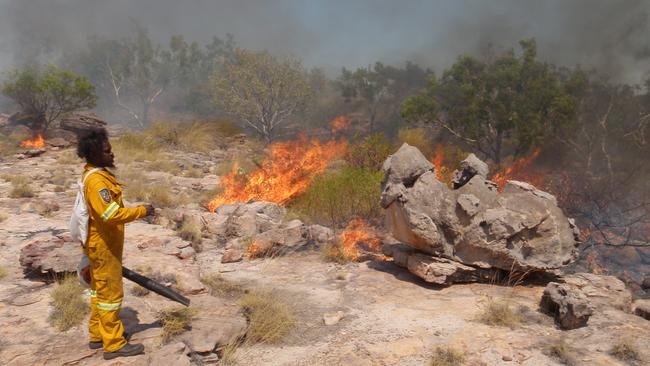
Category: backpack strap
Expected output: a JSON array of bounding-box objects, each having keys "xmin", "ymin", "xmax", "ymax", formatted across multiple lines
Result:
[{"xmin": 82, "ymin": 168, "xmax": 103, "ymax": 186}]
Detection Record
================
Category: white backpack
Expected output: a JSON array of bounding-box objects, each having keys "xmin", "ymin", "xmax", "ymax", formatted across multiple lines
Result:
[{"xmin": 69, "ymin": 167, "xmax": 102, "ymax": 244}]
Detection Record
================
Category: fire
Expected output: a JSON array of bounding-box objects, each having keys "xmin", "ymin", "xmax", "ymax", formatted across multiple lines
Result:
[
  {"xmin": 207, "ymin": 137, "xmax": 347, "ymax": 212},
  {"xmin": 430, "ymin": 144, "xmax": 447, "ymax": 181},
  {"xmin": 491, "ymin": 148, "xmax": 543, "ymax": 189},
  {"xmin": 20, "ymin": 134, "xmax": 45, "ymax": 149},
  {"xmin": 339, "ymin": 218, "xmax": 382, "ymax": 261},
  {"xmin": 330, "ymin": 116, "xmax": 350, "ymax": 132}
]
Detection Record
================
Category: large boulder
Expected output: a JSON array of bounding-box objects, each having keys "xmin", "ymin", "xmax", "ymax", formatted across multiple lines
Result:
[
  {"xmin": 381, "ymin": 145, "xmax": 578, "ymax": 273},
  {"xmin": 59, "ymin": 112, "xmax": 107, "ymax": 136},
  {"xmin": 633, "ymin": 299, "xmax": 650, "ymax": 321}
]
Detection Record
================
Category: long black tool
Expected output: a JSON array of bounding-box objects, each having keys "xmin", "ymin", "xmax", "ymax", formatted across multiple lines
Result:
[{"xmin": 122, "ymin": 266, "xmax": 191, "ymax": 307}]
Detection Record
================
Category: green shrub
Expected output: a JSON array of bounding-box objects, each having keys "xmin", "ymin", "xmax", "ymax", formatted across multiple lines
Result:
[
  {"xmin": 49, "ymin": 275, "xmax": 88, "ymax": 331},
  {"xmin": 289, "ymin": 167, "xmax": 383, "ymax": 228},
  {"xmin": 345, "ymin": 133, "xmax": 393, "ymax": 170}
]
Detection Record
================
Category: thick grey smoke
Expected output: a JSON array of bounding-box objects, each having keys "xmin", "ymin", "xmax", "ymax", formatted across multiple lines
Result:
[{"xmin": 0, "ymin": 0, "xmax": 649, "ymax": 82}]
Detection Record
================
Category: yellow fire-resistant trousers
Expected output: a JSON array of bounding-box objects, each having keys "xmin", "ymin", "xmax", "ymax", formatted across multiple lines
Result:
[{"xmin": 87, "ymin": 242, "xmax": 126, "ymax": 352}]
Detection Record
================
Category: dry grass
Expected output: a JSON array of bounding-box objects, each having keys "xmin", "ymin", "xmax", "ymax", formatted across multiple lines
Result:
[
  {"xmin": 112, "ymin": 132, "xmax": 162, "ymax": 164},
  {"xmin": 130, "ymin": 285, "xmax": 150, "ymax": 297},
  {"xmin": 177, "ymin": 219, "xmax": 202, "ymax": 251},
  {"xmin": 398, "ymin": 127, "xmax": 434, "ymax": 157},
  {"xmin": 147, "ymin": 160, "xmax": 181, "ymax": 174},
  {"xmin": 477, "ymin": 297, "xmax": 522, "ymax": 328},
  {"xmin": 124, "ymin": 180, "xmax": 187, "ymax": 208},
  {"xmin": 0, "ymin": 265, "xmax": 6, "ymax": 280},
  {"xmin": 48, "ymin": 171, "xmax": 69, "ymax": 186},
  {"xmin": 9, "ymin": 180, "xmax": 34, "ymax": 198},
  {"xmin": 56, "ymin": 150, "xmax": 80, "ymax": 165},
  {"xmin": 0, "ymin": 212, "xmax": 7, "ymax": 223},
  {"xmin": 427, "ymin": 345, "xmax": 466, "ymax": 366},
  {"xmin": 201, "ymin": 273, "xmax": 246, "ymax": 298},
  {"xmin": 320, "ymin": 242, "xmax": 350, "ymax": 264},
  {"xmin": 147, "ymin": 121, "xmax": 220, "ymax": 153},
  {"xmin": 610, "ymin": 338, "xmax": 642, "ymax": 364},
  {"xmin": 547, "ymin": 339, "xmax": 577, "ymax": 366},
  {"xmin": 158, "ymin": 307, "xmax": 197, "ymax": 344},
  {"xmin": 238, "ymin": 290, "xmax": 295, "ymax": 344},
  {"xmin": 183, "ymin": 167, "xmax": 204, "ymax": 178},
  {"xmin": 48, "ymin": 275, "xmax": 88, "ymax": 331}
]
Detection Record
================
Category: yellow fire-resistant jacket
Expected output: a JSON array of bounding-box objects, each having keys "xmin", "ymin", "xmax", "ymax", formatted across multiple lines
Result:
[
  {"xmin": 84, "ymin": 164, "xmax": 147, "ymax": 249},
  {"xmin": 83, "ymin": 164, "xmax": 146, "ymax": 352}
]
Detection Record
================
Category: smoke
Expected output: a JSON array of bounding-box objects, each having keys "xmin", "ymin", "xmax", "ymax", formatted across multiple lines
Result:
[{"xmin": 0, "ymin": 0, "xmax": 649, "ymax": 82}]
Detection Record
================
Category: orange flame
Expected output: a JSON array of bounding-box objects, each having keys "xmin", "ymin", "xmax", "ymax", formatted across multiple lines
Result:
[
  {"xmin": 491, "ymin": 149, "xmax": 542, "ymax": 189},
  {"xmin": 339, "ymin": 218, "xmax": 382, "ymax": 261},
  {"xmin": 20, "ymin": 134, "xmax": 45, "ymax": 148},
  {"xmin": 330, "ymin": 116, "xmax": 350, "ymax": 132},
  {"xmin": 208, "ymin": 136, "xmax": 347, "ymax": 212},
  {"xmin": 430, "ymin": 144, "xmax": 446, "ymax": 181}
]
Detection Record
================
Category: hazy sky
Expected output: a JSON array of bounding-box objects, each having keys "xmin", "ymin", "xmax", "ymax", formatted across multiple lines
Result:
[{"xmin": 1, "ymin": 0, "xmax": 649, "ymax": 82}]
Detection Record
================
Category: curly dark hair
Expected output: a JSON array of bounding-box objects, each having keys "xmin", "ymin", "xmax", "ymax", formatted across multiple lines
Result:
[{"xmin": 76, "ymin": 128, "xmax": 108, "ymax": 164}]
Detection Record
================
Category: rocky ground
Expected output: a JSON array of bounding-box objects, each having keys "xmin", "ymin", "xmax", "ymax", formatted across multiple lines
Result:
[{"xmin": 1, "ymin": 144, "xmax": 650, "ymax": 366}]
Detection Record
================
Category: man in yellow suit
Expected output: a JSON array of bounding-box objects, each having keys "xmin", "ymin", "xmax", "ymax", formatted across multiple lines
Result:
[{"xmin": 77, "ymin": 128, "xmax": 154, "ymax": 360}]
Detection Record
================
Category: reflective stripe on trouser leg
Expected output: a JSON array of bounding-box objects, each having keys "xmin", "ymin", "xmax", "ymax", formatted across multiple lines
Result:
[
  {"xmin": 89, "ymin": 290, "xmax": 102, "ymax": 342},
  {"xmin": 88, "ymin": 244, "xmax": 127, "ymax": 352}
]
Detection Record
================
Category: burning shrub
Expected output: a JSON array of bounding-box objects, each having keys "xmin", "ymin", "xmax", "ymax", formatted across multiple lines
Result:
[
  {"xmin": 345, "ymin": 133, "xmax": 392, "ymax": 170},
  {"xmin": 208, "ymin": 137, "xmax": 346, "ymax": 211},
  {"xmin": 289, "ymin": 167, "xmax": 383, "ymax": 228}
]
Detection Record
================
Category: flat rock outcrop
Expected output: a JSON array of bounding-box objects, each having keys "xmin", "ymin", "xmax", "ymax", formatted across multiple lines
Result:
[
  {"xmin": 381, "ymin": 143, "xmax": 579, "ymax": 277},
  {"xmin": 19, "ymin": 233, "xmax": 81, "ymax": 276}
]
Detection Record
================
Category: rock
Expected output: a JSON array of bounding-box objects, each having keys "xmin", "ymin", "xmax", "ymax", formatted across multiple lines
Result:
[
  {"xmin": 383, "ymin": 244, "xmax": 496, "ymax": 285},
  {"xmin": 18, "ymin": 149, "xmax": 46, "ymax": 158},
  {"xmin": 381, "ymin": 145, "xmax": 578, "ymax": 274},
  {"xmin": 381, "ymin": 143, "xmax": 433, "ymax": 189},
  {"xmin": 181, "ymin": 295, "xmax": 247, "ymax": 353},
  {"xmin": 177, "ymin": 246, "xmax": 196, "ymax": 260},
  {"xmin": 633, "ymin": 299, "xmax": 650, "ymax": 321},
  {"xmin": 323, "ymin": 311, "xmax": 345, "ymax": 325},
  {"xmin": 560, "ymin": 273, "xmax": 632, "ymax": 311},
  {"xmin": 221, "ymin": 248, "xmax": 243, "ymax": 263},
  {"xmin": 221, "ymin": 202, "xmax": 286, "ymax": 239},
  {"xmin": 249, "ymin": 220, "xmax": 308, "ymax": 257},
  {"xmin": 642, "ymin": 276, "xmax": 650, "ymax": 290},
  {"xmin": 148, "ymin": 342, "xmax": 190, "ymax": 366},
  {"xmin": 452, "ymin": 153, "xmax": 489, "ymax": 188},
  {"xmin": 307, "ymin": 224, "xmax": 335, "ymax": 244},
  {"xmin": 45, "ymin": 137, "xmax": 70, "ymax": 148},
  {"xmin": 540, "ymin": 282, "xmax": 593, "ymax": 330},
  {"xmin": 19, "ymin": 234, "xmax": 81, "ymax": 275},
  {"xmin": 59, "ymin": 112, "xmax": 106, "ymax": 136}
]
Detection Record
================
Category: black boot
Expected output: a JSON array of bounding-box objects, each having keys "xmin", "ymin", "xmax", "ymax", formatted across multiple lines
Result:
[
  {"xmin": 88, "ymin": 332, "xmax": 130, "ymax": 350},
  {"xmin": 103, "ymin": 342, "xmax": 144, "ymax": 360}
]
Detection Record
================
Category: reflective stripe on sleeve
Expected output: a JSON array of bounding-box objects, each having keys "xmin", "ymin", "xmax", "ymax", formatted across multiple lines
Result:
[
  {"xmin": 101, "ymin": 202, "xmax": 119, "ymax": 222},
  {"xmin": 89, "ymin": 290, "xmax": 97, "ymax": 298},
  {"xmin": 96, "ymin": 301, "xmax": 122, "ymax": 311}
]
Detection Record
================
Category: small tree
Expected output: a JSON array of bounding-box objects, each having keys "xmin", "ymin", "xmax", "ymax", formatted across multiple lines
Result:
[
  {"xmin": 212, "ymin": 48, "xmax": 311, "ymax": 143},
  {"xmin": 402, "ymin": 39, "xmax": 580, "ymax": 164},
  {"xmin": 2, "ymin": 65, "xmax": 96, "ymax": 132}
]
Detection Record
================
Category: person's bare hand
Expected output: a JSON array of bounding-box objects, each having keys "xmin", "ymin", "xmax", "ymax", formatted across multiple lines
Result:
[{"xmin": 143, "ymin": 204, "xmax": 155, "ymax": 216}]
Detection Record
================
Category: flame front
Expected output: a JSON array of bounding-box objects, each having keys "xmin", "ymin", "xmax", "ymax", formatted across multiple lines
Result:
[
  {"xmin": 208, "ymin": 137, "xmax": 347, "ymax": 212},
  {"xmin": 20, "ymin": 134, "xmax": 45, "ymax": 149},
  {"xmin": 339, "ymin": 218, "xmax": 382, "ymax": 260},
  {"xmin": 491, "ymin": 149, "xmax": 542, "ymax": 189},
  {"xmin": 330, "ymin": 116, "xmax": 350, "ymax": 132},
  {"xmin": 430, "ymin": 144, "xmax": 446, "ymax": 181}
]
